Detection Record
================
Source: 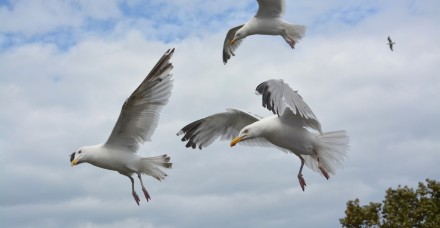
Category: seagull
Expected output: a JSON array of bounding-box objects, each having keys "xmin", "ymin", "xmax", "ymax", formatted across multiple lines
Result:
[
  {"xmin": 177, "ymin": 79, "xmax": 349, "ymax": 191},
  {"xmin": 387, "ymin": 36, "xmax": 395, "ymax": 51},
  {"xmin": 222, "ymin": 0, "xmax": 306, "ymax": 64},
  {"xmin": 70, "ymin": 48, "xmax": 175, "ymax": 205}
]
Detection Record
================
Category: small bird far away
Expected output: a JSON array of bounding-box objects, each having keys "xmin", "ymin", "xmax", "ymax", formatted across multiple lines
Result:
[{"xmin": 387, "ymin": 36, "xmax": 396, "ymax": 51}]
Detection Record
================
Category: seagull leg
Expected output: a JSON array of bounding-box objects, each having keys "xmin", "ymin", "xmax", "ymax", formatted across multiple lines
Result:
[
  {"xmin": 138, "ymin": 174, "xmax": 151, "ymax": 202},
  {"xmin": 282, "ymin": 31, "xmax": 296, "ymax": 49},
  {"xmin": 315, "ymin": 151, "xmax": 330, "ymax": 180},
  {"xmin": 319, "ymin": 167, "xmax": 330, "ymax": 180},
  {"xmin": 287, "ymin": 38, "xmax": 296, "ymax": 49},
  {"xmin": 295, "ymin": 154, "xmax": 306, "ymax": 191},
  {"xmin": 129, "ymin": 176, "xmax": 140, "ymax": 205}
]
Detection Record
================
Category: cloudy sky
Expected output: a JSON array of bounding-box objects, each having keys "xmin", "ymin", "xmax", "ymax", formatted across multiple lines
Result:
[{"xmin": 1, "ymin": 0, "xmax": 439, "ymax": 227}]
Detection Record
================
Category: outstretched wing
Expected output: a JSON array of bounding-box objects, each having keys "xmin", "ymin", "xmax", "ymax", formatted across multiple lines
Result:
[
  {"xmin": 177, "ymin": 109, "xmax": 272, "ymax": 149},
  {"xmin": 105, "ymin": 48, "xmax": 175, "ymax": 152},
  {"xmin": 223, "ymin": 25, "xmax": 244, "ymax": 64},
  {"xmin": 388, "ymin": 36, "xmax": 392, "ymax": 43},
  {"xmin": 255, "ymin": 79, "xmax": 322, "ymax": 133},
  {"xmin": 256, "ymin": 0, "xmax": 285, "ymax": 18}
]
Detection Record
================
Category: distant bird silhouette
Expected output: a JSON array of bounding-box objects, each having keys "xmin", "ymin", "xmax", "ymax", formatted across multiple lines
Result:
[{"xmin": 387, "ymin": 36, "xmax": 395, "ymax": 51}]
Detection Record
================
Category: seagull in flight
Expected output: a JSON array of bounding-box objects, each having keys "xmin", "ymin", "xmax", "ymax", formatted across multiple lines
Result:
[
  {"xmin": 223, "ymin": 0, "xmax": 306, "ymax": 64},
  {"xmin": 387, "ymin": 36, "xmax": 395, "ymax": 51},
  {"xmin": 70, "ymin": 48, "xmax": 175, "ymax": 205},
  {"xmin": 177, "ymin": 79, "xmax": 349, "ymax": 191}
]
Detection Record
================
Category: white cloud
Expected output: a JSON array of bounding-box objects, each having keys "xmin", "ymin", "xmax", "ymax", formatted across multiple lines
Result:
[{"xmin": 0, "ymin": 0, "xmax": 120, "ymax": 36}]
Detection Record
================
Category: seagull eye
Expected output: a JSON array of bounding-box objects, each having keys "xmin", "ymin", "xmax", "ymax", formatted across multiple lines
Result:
[
  {"xmin": 78, "ymin": 150, "xmax": 82, "ymax": 154},
  {"xmin": 244, "ymin": 129, "xmax": 249, "ymax": 134}
]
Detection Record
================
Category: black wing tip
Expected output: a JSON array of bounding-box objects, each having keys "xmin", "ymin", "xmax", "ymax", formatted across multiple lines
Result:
[
  {"xmin": 223, "ymin": 52, "xmax": 229, "ymax": 64},
  {"xmin": 178, "ymin": 120, "xmax": 205, "ymax": 150},
  {"xmin": 166, "ymin": 48, "xmax": 175, "ymax": 55},
  {"xmin": 255, "ymin": 81, "xmax": 276, "ymax": 113}
]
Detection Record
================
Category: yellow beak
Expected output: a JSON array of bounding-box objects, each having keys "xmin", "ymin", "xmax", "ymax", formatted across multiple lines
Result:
[
  {"xmin": 71, "ymin": 159, "xmax": 78, "ymax": 167},
  {"xmin": 230, "ymin": 38, "xmax": 236, "ymax": 45},
  {"xmin": 230, "ymin": 135, "xmax": 245, "ymax": 147}
]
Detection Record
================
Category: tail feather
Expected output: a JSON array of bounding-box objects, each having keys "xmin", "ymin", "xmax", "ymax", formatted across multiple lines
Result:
[
  {"xmin": 140, "ymin": 154, "xmax": 172, "ymax": 181},
  {"xmin": 282, "ymin": 23, "xmax": 306, "ymax": 46},
  {"xmin": 304, "ymin": 131, "xmax": 349, "ymax": 177}
]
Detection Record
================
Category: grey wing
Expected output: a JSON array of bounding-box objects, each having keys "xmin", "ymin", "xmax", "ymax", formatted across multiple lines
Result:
[
  {"xmin": 223, "ymin": 25, "xmax": 244, "ymax": 64},
  {"xmin": 388, "ymin": 36, "xmax": 392, "ymax": 43},
  {"xmin": 256, "ymin": 0, "xmax": 285, "ymax": 18},
  {"xmin": 177, "ymin": 109, "xmax": 271, "ymax": 149},
  {"xmin": 255, "ymin": 79, "xmax": 322, "ymax": 133},
  {"xmin": 105, "ymin": 48, "xmax": 175, "ymax": 152}
]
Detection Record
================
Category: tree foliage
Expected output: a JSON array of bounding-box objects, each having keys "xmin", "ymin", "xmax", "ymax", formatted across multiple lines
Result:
[{"xmin": 340, "ymin": 179, "xmax": 440, "ymax": 227}]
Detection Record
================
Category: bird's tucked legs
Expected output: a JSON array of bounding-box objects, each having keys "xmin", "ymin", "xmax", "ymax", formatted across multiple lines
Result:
[
  {"xmin": 138, "ymin": 174, "xmax": 151, "ymax": 201},
  {"xmin": 129, "ymin": 176, "xmax": 140, "ymax": 205},
  {"xmin": 282, "ymin": 32, "xmax": 296, "ymax": 49},
  {"xmin": 296, "ymin": 155, "xmax": 306, "ymax": 191},
  {"xmin": 316, "ymin": 156, "xmax": 330, "ymax": 180},
  {"xmin": 287, "ymin": 38, "xmax": 296, "ymax": 49}
]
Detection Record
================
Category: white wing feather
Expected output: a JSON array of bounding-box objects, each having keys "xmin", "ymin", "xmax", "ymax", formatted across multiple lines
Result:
[
  {"xmin": 223, "ymin": 25, "xmax": 244, "ymax": 64},
  {"xmin": 255, "ymin": 79, "xmax": 322, "ymax": 133},
  {"xmin": 105, "ymin": 48, "xmax": 175, "ymax": 152},
  {"xmin": 177, "ymin": 109, "xmax": 273, "ymax": 149},
  {"xmin": 256, "ymin": 0, "xmax": 285, "ymax": 18}
]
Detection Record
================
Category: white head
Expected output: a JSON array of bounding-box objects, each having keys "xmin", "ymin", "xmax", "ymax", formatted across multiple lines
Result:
[
  {"xmin": 230, "ymin": 123, "xmax": 263, "ymax": 147},
  {"xmin": 70, "ymin": 147, "xmax": 89, "ymax": 167},
  {"xmin": 230, "ymin": 28, "xmax": 248, "ymax": 45}
]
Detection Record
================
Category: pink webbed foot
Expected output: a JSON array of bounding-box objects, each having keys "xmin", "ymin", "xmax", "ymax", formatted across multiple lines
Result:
[
  {"xmin": 298, "ymin": 175, "xmax": 306, "ymax": 191},
  {"xmin": 319, "ymin": 167, "xmax": 330, "ymax": 180},
  {"xmin": 132, "ymin": 191, "xmax": 140, "ymax": 206},
  {"xmin": 142, "ymin": 188, "xmax": 151, "ymax": 202}
]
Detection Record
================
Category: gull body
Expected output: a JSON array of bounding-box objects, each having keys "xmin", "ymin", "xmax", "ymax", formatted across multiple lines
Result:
[
  {"xmin": 71, "ymin": 48, "xmax": 175, "ymax": 205},
  {"xmin": 241, "ymin": 17, "xmax": 286, "ymax": 36},
  {"xmin": 178, "ymin": 79, "xmax": 349, "ymax": 191},
  {"xmin": 75, "ymin": 144, "xmax": 143, "ymax": 175},
  {"xmin": 254, "ymin": 116, "xmax": 316, "ymax": 155}
]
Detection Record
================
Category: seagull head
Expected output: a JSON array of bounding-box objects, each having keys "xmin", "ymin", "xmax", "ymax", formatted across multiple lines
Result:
[
  {"xmin": 70, "ymin": 147, "xmax": 87, "ymax": 167},
  {"xmin": 230, "ymin": 125, "xmax": 260, "ymax": 147},
  {"xmin": 230, "ymin": 30, "xmax": 247, "ymax": 45}
]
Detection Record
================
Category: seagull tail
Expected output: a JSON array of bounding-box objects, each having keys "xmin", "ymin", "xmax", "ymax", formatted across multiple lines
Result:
[
  {"xmin": 140, "ymin": 154, "xmax": 172, "ymax": 181},
  {"xmin": 304, "ymin": 130, "xmax": 349, "ymax": 177},
  {"xmin": 281, "ymin": 22, "xmax": 306, "ymax": 47}
]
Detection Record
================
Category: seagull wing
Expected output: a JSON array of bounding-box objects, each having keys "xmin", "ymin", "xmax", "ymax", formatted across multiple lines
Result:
[
  {"xmin": 105, "ymin": 48, "xmax": 175, "ymax": 152},
  {"xmin": 388, "ymin": 36, "xmax": 392, "ymax": 43},
  {"xmin": 223, "ymin": 24, "xmax": 244, "ymax": 64},
  {"xmin": 177, "ymin": 109, "xmax": 272, "ymax": 149},
  {"xmin": 256, "ymin": 79, "xmax": 322, "ymax": 133},
  {"xmin": 256, "ymin": 0, "xmax": 285, "ymax": 18}
]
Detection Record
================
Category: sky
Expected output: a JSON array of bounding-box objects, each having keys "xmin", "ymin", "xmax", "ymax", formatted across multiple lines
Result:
[{"xmin": 1, "ymin": 0, "xmax": 440, "ymax": 227}]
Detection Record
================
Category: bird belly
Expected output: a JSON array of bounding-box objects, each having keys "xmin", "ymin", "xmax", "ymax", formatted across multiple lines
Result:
[
  {"xmin": 89, "ymin": 151, "xmax": 140, "ymax": 174},
  {"xmin": 265, "ymin": 123, "xmax": 316, "ymax": 155},
  {"xmin": 247, "ymin": 18, "xmax": 284, "ymax": 35}
]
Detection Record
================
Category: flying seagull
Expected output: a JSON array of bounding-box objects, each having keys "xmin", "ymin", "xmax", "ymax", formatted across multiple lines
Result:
[
  {"xmin": 387, "ymin": 36, "xmax": 395, "ymax": 51},
  {"xmin": 177, "ymin": 79, "xmax": 349, "ymax": 191},
  {"xmin": 70, "ymin": 48, "xmax": 175, "ymax": 205},
  {"xmin": 223, "ymin": 0, "xmax": 306, "ymax": 64}
]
